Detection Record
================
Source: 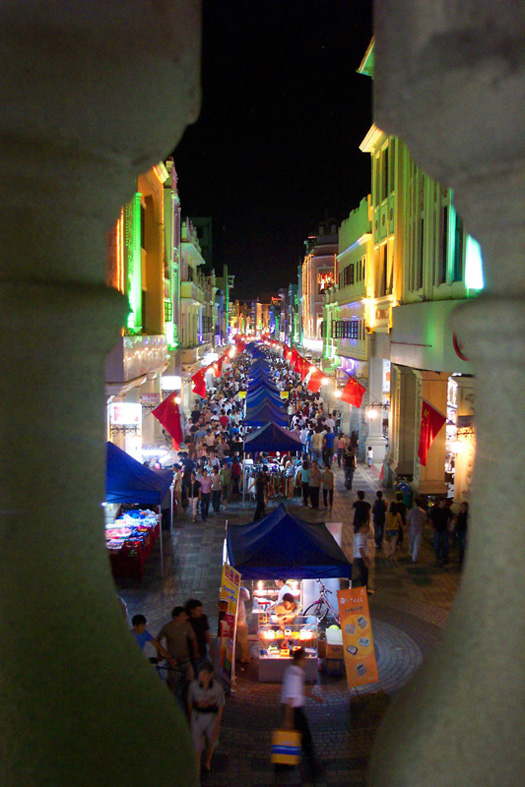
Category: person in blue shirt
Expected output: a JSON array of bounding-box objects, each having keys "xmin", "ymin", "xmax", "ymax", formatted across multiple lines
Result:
[
  {"xmin": 131, "ymin": 614, "xmax": 173, "ymax": 664},
  {"xmin": 323, "ymin": 428, "xmax": 335, "ymax": 467}
]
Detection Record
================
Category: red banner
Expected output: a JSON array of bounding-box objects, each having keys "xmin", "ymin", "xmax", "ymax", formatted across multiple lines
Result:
[
  {"xmin": 340, "ymin": 376, "xmax": 366, "ymax": 408},
  {"xmin": 152, "ymin": 391, "xmax": 184, "ymax": 449},
  {"xmin": 418, "ymin": 400, "xmax": 446, "ymax": 466},
  {"xmin": 191, "ymin": 368, "xmax": 207, "ymax": 398}
]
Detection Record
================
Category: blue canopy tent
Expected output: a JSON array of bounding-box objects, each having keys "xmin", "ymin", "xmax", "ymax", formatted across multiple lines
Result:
[
  {"xmin": 246, "ymin": 382, "xmax": 280, "ymax": 398},
  {"xmin": 106, "ymin": 442, "xmax": 171, "ymax": 504},
  {"xmin": 245, "ymin": 388, "xmax": 283, "ymax": 409},
  {"xmin": 245, "ymin": 343, "xmax": 264, "ymax": 358},
  {"xmin": 105, "ymin": 441, "xmax": 172, "ymax": 573},
  {"xmin": 227, "ymin": 503, "xmax": 352, "ymax": 580},
  {"xmin": 244, "ymin": 402, "xmax": 288, "ymax": 427},
  {"xmin": 248, "ymin": 372, "xmax": 277, "ymax": 388},
  {"xmin": 243, "ymin": 422, "xmax": 302, "ymax": 453}
]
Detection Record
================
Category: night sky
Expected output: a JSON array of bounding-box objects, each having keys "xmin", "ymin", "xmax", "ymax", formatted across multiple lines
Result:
[{"xmin": 174, "ymin": 0, "xmax": 374, "ymax": 300}]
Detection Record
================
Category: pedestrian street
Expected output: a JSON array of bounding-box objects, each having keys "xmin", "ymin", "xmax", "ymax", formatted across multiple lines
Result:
[{"xmin": 117, "ymin": 462, "xmax": 462, "ymax": 787}]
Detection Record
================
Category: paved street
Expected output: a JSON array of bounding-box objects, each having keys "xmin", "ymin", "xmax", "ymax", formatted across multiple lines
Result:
[{"xmin": 117, "ymin": 464, "xmax": 462, "ymax": 786}]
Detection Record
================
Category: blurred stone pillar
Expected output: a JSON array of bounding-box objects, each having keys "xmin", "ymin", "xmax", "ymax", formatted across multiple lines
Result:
[
  {"xmin": 0, "ymin": 3, "xmax": 201, "ymax": 786},
  {"xmin": 370, "ymin": 2, "xmax": 525, "ymax": 786}
]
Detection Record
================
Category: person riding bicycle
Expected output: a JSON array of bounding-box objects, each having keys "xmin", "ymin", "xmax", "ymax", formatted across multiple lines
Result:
[{"xmin": 130, "ymin": 614, "xmax": 174, "ymax": 664}]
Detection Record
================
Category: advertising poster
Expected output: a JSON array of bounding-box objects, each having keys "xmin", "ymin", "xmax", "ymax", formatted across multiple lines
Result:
[
  {"xmin": 217, "ymin": 564, "xmax": 242, "ymax": 690},
  {"xmin": 337, "ymin": 587, "xmax": 379, "ymax": 689}
]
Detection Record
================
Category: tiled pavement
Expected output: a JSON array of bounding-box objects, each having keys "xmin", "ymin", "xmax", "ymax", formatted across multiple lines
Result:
[{"xmin": 117, "ymin": 464, "xmax": 463, "ymax": 786}]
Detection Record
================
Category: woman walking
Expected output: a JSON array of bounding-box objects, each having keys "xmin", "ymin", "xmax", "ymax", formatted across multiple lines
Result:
[{"xmin": 384, "ymin": 501, "xmax": 403, "ymax": 558}]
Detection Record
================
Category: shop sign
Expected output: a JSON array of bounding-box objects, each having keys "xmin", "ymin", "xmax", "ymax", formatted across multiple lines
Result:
[
  {"xmin": 141, "ymin": 393, "xmax": 161, "ymax": 406},
  {"xmin": 109, "ymin": 403, "xmax": 141, "ymax": 426},
  {"xmin": 375, "ymin": 306, "xmax": 390, "ymax": 322},
  {"xmin": 217, "ymin": 564, "xmax": 241, "ymax": 690},
  {"xmin": 338, "ymin": 587, "xmax": 379, "ymax": 689},
  {"xmin": 161, "ymin": 375, "xmax": 182, "ymax": 390}
]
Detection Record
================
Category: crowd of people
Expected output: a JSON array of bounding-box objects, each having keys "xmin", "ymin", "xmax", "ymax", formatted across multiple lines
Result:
[
  {"xmin": 128, "ymin": 342, "xmax": 469, "ymax": 782},
  {"xmin": 168, "ymin": 345, "xmax": 369, "ymax": 524},
  {"xmin": 168, "ymin": 344, "xmax": 468, "ymax": 572}
]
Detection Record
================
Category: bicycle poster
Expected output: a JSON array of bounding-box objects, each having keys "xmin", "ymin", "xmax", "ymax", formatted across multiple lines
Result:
[
  {"xmin": 337, "ymin": 587, "xmax": 379, "ymax": 689},
  {"xmin": 217, "ymin": 563, "xmax": 242, "ymax": 691}
]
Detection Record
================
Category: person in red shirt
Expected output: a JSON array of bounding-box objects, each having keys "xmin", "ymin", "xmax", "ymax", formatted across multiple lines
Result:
[{"xmin": 219, "ymin": 410, "xmax": 229, "ymax": 429}]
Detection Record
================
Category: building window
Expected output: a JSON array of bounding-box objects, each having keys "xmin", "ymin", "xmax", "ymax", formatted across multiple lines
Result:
[
  {"xmin": 437, "ymin": 205, "xmax": 448, "ymax": 285},
  {"xmin": 381, "ymin": 145, "xmax": 389, "ymax": 202},
  {"xmin": 388, "ymin": 139, "xmax": 395, "ymax": 193},
  {"xmin": 164, "ymin": 300, "xmax": 172, "ymax": 322},
  {"xmin": 452, "ymin": 213, "xmax": 464, "ymax": 281},
  {"xmin": 378, "ymin": 244, "xmax": 387, "ymax": 296},
  {"xmin": 416, "ymin": 218, "xmax": 424, "ymax": 290},
  {"xmin": 374, "ymin": 154, "xmax": 380, "ymax": 206},
  {"xmin": 342, "ymin": 264, "xmax": 354, "ymax": 287}
]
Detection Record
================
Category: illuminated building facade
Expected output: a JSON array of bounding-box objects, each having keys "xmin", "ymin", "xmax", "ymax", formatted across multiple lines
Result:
[
  {"xmin": 105, "ymin": 161, "xmax": 179, "ymax": 459},
  {"xmin": 301, "ymin": 221, "xmax": 338, "ymax": 358},
  {"xmin": 322, "ymin": 39, "xmax": 484, "ymax": 498}
]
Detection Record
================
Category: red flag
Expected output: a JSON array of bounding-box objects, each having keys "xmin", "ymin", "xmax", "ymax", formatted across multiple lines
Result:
[
  {"xmin": 418, "ymin": 400, "xmax": 446, "ymax": 466},
  {"xmin": 340, "ymin": 377, "xmax": 366, "ymax": 408},
  {"xmin": 299, "ymin": 356, "xmax": 312, "ymax": 381},
  {"xmin": 152, "ymin": 391, "xmax": 184, "ymax": 449},
  {"xmin": 307, "ymin": 368, "xmax": 325, "ymax": 393},
  {"xmin": 191, "ymin": 368, "xmax": 207, "ymax": 398},
  {"xmin": 216, "ymin": 351, "xmax": 230, "ymax": 377}
]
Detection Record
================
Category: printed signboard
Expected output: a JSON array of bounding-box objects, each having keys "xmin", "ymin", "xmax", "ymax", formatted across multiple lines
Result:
[{"xmin": 338, "ymin": 587, "xmax": 379, "ymax": 689}]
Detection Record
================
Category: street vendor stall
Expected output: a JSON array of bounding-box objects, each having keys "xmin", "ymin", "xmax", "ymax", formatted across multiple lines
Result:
[
  {"xmin": 227, "ymin": 504, "xmax": 351, "ymax": 681},
  {"xmin": 244, "ymin": 401, "xmax": 288, "ymax": 427},
  {"xmin": 242, "ymin": 422, "xmax": 302, "ymax": 500},
  {"xmin": 105, "ymin": 442, "xmax": 172, "ymax": 579}
]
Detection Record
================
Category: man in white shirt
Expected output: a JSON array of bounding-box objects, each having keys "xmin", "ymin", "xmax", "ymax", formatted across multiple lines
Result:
[
  {"xmin": 271, "ymin": 579, "xmax": 293, "ymax": 609},
  {"xmin": 281, "ymin": 649, "xmax": 323, "ymax": 779}
]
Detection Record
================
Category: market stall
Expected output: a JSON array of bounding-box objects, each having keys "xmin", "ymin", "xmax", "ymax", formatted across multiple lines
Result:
[
  {"xmin": 227, "ymin": 504, "xmax": 351, "ymax": 681},
  {"xmin": 244, "ymin": 401, "xmax": 288, "ymax": 427},
  {"xmin": 242, "ymin": 422, "xmax": 303, "ymax": 500},
  {"xmin": 105, "ymin": 441, "xmax": 172, "ymax": 579}
]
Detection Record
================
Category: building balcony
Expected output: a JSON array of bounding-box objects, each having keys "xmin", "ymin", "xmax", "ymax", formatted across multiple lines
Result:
[
  {"xmin": 105, "ymin": 334, "xmax": 168, "ymax": 394},
  {"xmin": 179, "ymin": 339, "xmax": 214, "ymax": 368},
  {"xmin": 181, "ymin": 279, "xmax": 204, "ymax": 305}
]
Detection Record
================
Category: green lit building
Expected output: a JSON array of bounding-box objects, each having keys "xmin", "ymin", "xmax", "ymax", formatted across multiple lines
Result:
[{"xmin": 323, "ymin": 38, "xmax": 483, "ymax": 499}]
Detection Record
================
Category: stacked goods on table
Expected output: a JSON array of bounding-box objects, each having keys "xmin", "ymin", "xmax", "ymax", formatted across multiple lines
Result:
[{"xmin": 105, "ymin": 510, "xmax": 160, "ymax": 581}]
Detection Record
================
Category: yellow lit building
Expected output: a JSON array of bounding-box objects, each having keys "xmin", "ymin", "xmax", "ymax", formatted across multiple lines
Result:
[{"xmin": 105, "ymin": 161, "xmax": 178, "ymax": 459}]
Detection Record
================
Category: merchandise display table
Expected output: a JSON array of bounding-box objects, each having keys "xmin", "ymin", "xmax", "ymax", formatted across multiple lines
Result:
[
  {"xmin": 106, "ymin": 510, "xmax": 160, "ymax": 581},
  {"xmin": 257, "ymin": 620, "xmax": 318, "ymax": 682}
]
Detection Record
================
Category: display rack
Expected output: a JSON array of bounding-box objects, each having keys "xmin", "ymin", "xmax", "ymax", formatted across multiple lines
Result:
[{"xmin": 257, "ymin": 617, "xmax": 318, "ymax": 682}]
